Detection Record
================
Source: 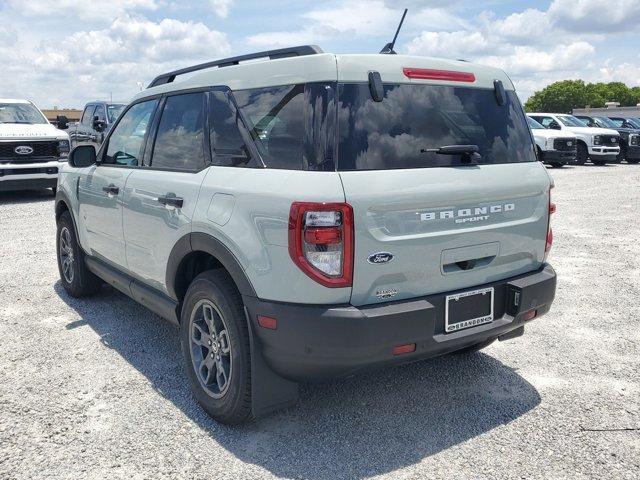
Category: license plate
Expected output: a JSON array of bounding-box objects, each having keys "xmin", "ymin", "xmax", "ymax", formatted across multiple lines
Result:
[{"xmin": 445, "ymin": 287, "xmax": 494, "ymax": 333}]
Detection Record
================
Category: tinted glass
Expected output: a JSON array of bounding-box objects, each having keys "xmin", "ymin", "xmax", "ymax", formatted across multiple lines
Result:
[
  {"xmin": 594, "ymin": 116, "xmax": 618, "ymax": 128},
  {"xmin": 151, "ymin": 93, "xmax": 206, "ymax": 171},
  {"xmin": 104, "ymin": 100, "xmax": 157, "ymax": 166},
  {"xmin": 0, "ymin": 103, "xmax": 47, "ymax": 124},
  {"xmin": 210, "ymin": 90, "xmax": 253, "ymax": 167},
  {"xmin": 527, "ymin": 116, "xmax": 545, "ymax": 129},
  {"xmin": 94, "ymin": 104, "xmax": 106, "ymax": 122},
  {"xmin": 107, "ymin": 104, "xmax": 125, "ymax": 123},
  {"xmin": 338, "ymin": 84, "xmax": 536, "ymax": 170},
  {"xmin": 81, "ymin": 105, "xmax": 96, "ymax": 125},
  {"xmin": 234, "ymin": 83, "xmax": 334, "ymax": 170},
  {"xmin": 557, "ymin": 115, "xmax": 587, "ymax": 127},
  {"xmin": 628, "ymin": 118, "xmax": 640, "ymax": 129},
  {"xmin": 532, "ymin": 116, "xmax": 555, "ymax": 128}
]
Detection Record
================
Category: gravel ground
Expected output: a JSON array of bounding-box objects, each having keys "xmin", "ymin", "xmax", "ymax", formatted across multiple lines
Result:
[{"xmin": 0, "ymin": 164, "xmax": 639, "ymax": 480}]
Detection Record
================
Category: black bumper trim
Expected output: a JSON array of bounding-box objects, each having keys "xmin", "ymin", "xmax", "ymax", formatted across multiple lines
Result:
[
  {"xmin": 244, "ymin": 264, "xmax": 556, "ymax": 381},
  {"xmin": 540, "ymin": 150, "xmax": 577, "ymax": 164},
  {"xmin": 0, "ymin": 178, "xmax": 57, "ymax": 191}
]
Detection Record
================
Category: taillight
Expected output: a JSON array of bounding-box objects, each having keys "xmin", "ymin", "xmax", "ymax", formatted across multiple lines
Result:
[
  {"xmin": 402, "ymin": 67, "xmax": 475, "ymax": 83},
  {"xmin": 288, "ymin": 202, "xmax": 354, "ymax": 288},
  {"xmin": 545, "ymin": 185, "xmax": 555, "ymax": 259}
]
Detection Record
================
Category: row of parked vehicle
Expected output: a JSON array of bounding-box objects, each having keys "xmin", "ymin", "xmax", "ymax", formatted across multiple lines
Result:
[{"xmin": 527, "ymin": 112, "xmax": 640, "ymax": 167}]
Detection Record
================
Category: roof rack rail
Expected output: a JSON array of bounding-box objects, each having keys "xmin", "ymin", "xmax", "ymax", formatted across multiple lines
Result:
[{"xmin": 147, "ymin": 45, "xmax": 324, "ymax": 88}]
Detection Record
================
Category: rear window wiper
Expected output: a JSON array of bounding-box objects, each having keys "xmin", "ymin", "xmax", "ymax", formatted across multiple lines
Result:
[{"xmin": 420, "ymin": 144, "xmax": 481, "ymax": 164}]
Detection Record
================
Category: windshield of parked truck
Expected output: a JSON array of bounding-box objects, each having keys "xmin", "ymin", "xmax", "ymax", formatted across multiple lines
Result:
[
  {"xmin": 337, "ymin": 84, "xmax": 536, "ymax": 170},
  {"xmin": 626, "ymin": 118, "xmax": 640, "ymax": 129},
  {"xmin": 107, "ymin": 104, "xmax": 125, "ymax": 123},
  {"xmin": 0, "ymin": 103, "xmax": 48, "ymax": 124},
  {"xmin": 527, "ymin": 116, "xmax": 545, "ymax": 129},
  {"xmin": 557, "ymin": 115, "xmax": 587, "ymax": 127},
  {"xmin": 594, "ymin": 116, "xmax": 618, "ymax": 129}
]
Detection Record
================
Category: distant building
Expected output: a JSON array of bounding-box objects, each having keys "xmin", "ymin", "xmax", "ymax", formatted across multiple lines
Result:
[
  {"xmin": 573, "ymin": 102, "xmax": 640, "ymax": 119},
  {"xmin": 41, "ymin": 107, "xmax": 82, "ymax": 125}
]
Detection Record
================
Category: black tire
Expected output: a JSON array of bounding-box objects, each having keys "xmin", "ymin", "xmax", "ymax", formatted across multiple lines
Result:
[
  {"xmin": 576, "ymin": 143, "xmax": 588, "ymax": 165},
  {"xmin": 616, "ymin": 146, "xmax": 626, "ymax": 164},
  {"xmin": 56, "ymin": 211, "xmax": 102, "ymax": 297},
  {"xmin": 550, "ymin": 162, "xmax": 564, "ymax": 168},
  {"xmin": 592, "ymin": 160, "xmax": 607, "ymax": 166},
  {"xmin": 180, "ymin": 270, "xmax": 252, "ymax": 425},
  {"xmin": 627, "ymin": 158, "xmax": 640, "ymax": 164},
  {"xmin": 453, "ymin": 338, "xmax": 496, "ymax": 355}
]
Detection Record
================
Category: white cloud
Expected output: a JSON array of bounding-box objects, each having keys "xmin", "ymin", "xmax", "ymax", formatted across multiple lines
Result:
[
  {"xmin": 548, "ymin": 0, "xmax": 640, "ymax": 32},
  {"xmin": 5, "ymin": 0, "xmax": 158, "ymax": 22},
  {"xmin": 62, "ymin": 16, "xmax": 230, "ymax": 64},
  {"xmin": 0, "ymin": 15, "xmax": 230, "ymax": 107},
  {"xmin": 482, "ymin": 42, "xmax": 596, "ymax": 75},
  {"xmin": 406, "ymin": 31, "xmax": 497, "ymax": 58},
  {"xmin": 598, "ymin": 62, "xmax": 640, "ymax": 86},
  {"xmin": 209, "ymin": 0, "xmax": 233, "ymax": 18}
]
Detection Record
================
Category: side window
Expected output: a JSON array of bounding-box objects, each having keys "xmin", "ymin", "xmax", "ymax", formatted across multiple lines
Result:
[
  {"xmin": 104, "ymin": 99, "xmax": 158, "ymax": 166},
  {"xmin": 94, "ymin": 104, "xmax": 107, "ymax": 123},
  {"xmin": 538, "ymin": 117, "xmax": 554, "ymax": 128},
  {"xmin": 233, "ymin": 83, "xmax": 335, "ymax": 171},
  {"xmin": 210, "ymin": 90, "xmax": 253, "ymax": 167},
  {"xmin": 150, "ymin": 93, "xmax": 206, "ymax": 171},
  {"xmin": 234, "ymin": 84, "xmax": 305, "ymax": 169},
  {"xmin": 81, "ymin": 105, "xmax": 95, "ymax": 125}
]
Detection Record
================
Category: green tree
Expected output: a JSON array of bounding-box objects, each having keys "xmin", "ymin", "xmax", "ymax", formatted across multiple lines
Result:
[
  {"xmin": 524, "ymin": 80, "xmax": 639, "ymax": 112},
  {"xmin": 524, "ymin": 80, "xmax": 588, "ymax": 113}
]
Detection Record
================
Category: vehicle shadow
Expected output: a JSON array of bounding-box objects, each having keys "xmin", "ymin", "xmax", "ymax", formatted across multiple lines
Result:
[
  {"xmin": 56, "ymin": 282, "xmax": 541, "ymax": 479},
  {"xmin": 0, "ymin": 189, "xmax": 54, "ymax": 205}
]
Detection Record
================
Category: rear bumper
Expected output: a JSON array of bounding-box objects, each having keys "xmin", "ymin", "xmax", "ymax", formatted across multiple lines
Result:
[
  {"xmin": 540, "ymin": 150, "xmax": 577, "ymax": 164},
  {"xmin": 244, "ymin": 264, "xmax": 556, "ymax": 381},
  {"xmin": 0, "ymin": 160, "xmax": 61, "ymax": 191}
]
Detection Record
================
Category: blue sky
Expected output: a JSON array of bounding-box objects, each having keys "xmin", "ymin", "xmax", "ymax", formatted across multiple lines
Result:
[{"xmin": 1, "ymin": 0, "xmax": 639, "ymax": 108}]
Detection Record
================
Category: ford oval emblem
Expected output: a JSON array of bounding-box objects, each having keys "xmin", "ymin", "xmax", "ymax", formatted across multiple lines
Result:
[
  {"xmin": 14, "ymin": 145, "xmax": 34, "ymax": 155},
  {"xmin": 368, "ymin": 252, "xmax": 394, "ymax": 264}
]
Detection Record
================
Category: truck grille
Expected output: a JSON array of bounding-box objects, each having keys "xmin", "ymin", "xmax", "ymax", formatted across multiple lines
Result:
[
  {"xmin": 0, "ymin": 141, "xmax": 58, "ymax": 164},
  {"xmin": 553, "ymin": 138, "xmax": 577, "ymax": 152},
  {"xmin": 600, "ymin": 135, "xmax": 619, "ymax": 147}
]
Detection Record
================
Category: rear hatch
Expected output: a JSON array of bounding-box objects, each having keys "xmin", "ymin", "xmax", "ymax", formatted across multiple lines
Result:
[{"xmin": 336, "ymin": 80, "xmax": 551, "ymax": 306}]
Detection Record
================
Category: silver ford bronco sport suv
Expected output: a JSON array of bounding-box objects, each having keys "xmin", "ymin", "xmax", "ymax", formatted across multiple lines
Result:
[{"xmin": 54, "ymin": 45, "xmax": 557, "ymax": 424}]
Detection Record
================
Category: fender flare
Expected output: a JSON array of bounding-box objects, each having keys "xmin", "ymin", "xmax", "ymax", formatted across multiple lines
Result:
[
  {"xmin": 54, "ymin": 190, "xmax": 82, "ymax": 246},
  {"xmin": 166, "ymin": 232, "xmax": 257, "ymax": 301}
]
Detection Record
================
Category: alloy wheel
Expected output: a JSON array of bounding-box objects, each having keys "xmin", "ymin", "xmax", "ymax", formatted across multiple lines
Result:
[
  {"xmin": 189, "ymin": 300, "xmax": 232, "ymax": 399},
  {"xmin": 59, "ymin": 227, "xmax": 75, "ymax": 283}
]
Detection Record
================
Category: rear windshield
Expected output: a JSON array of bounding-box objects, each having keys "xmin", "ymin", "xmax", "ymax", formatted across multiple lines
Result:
[{"xmin": 337, "ymin": 84, "xmax": 536, "ymax": 170}]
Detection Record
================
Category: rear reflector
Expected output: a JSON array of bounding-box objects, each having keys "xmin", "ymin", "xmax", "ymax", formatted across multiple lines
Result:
[
  {"xmin": 392, "ymin": 343, "xmax": 416, "ymax": 355},
  {"xmin": 257, "ymin": 315, "xmax": 277, "ymax": 330},
  {"xmin": 522, "ymin": 310, "xmax": 537, "ymax": 321},
  {"xmin": 403, "ymin": 67, "xmax": 475, "ymax": 83}
]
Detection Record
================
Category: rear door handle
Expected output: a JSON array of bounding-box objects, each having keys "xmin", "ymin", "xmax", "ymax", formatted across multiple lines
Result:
[
  {"xmin": 102, "ymin": 184, "xmax": 119, "ymax": 195},
  {"xmin": 157, "ymin": 193, "xmax": 183, "ymax": 209}
]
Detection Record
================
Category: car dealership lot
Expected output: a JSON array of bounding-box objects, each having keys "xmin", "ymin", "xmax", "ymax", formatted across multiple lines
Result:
[{"xmin": 0, "ymin": 165, "xmax": 638, "ymax": 480}]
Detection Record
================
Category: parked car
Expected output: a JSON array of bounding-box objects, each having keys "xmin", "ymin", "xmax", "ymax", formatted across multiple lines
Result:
[
  {"xmin": 0, "ymin": 98, "xmax": 70, "ymax": 193},
  {"xmin": 63, "ymin": 101, "xmax": 125, "ymax": 151},
  {"xmin": 527, "ymin": 116, "xmax": 577, "ymax": 167},
  {"xmin": 55, "ymin": 46, "xmax": 557, "ymax": 424},
  {"xmin": 574, "ymin": 114, "xmax": 640, "ymax": 164},
  {"xmin": 527, "ymin": 113, "xmax": 620, "ymax": 165}
]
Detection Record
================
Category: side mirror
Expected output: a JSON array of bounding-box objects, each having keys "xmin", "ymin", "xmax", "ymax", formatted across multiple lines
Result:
[
  {"xmin": 92, "ymin": 115, "xmax": 106, "ymax": 132},
  {"xmin": 549, "ymin": 122, "xmax": 561, "ymax": 130},
  {"xmin": 56, "ymin": 115, "xmax": 69, "ymax": 129},
  {"xmin": 68, "ymin": 145, "xmax": 96, "ymax": 168}
]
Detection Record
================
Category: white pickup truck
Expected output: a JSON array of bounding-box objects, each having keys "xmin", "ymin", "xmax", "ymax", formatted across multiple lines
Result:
[
  {"xmin": 527, "ymin": 116, "xmax": 577, "ymax": 168},
  {"xmin": 0, "ymin": 98, "xmax": 70, "ymax": 193},
  {"xmin": 528, "ymin": 113, "xmax": 620, "ymax": 165}
]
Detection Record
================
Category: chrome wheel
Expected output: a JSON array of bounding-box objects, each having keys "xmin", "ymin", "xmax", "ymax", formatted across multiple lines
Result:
[
  {"xmin": 59, "ymin": 227, "xmax": 75, "ymax": 283},
  {"xmin": 189, "ymin": 300, "xmax": 232, "ymax": 399}
]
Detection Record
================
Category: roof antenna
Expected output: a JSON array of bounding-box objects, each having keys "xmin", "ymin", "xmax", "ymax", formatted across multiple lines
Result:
[{"xmin": 380, "ymin": 8, "xmax": 408, "ymax": 54}]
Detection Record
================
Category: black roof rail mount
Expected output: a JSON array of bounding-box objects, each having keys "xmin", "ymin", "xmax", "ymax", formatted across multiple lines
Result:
[{"xmin": 147, "ymin": 45, "xmax": 324, "ymax": 88}]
